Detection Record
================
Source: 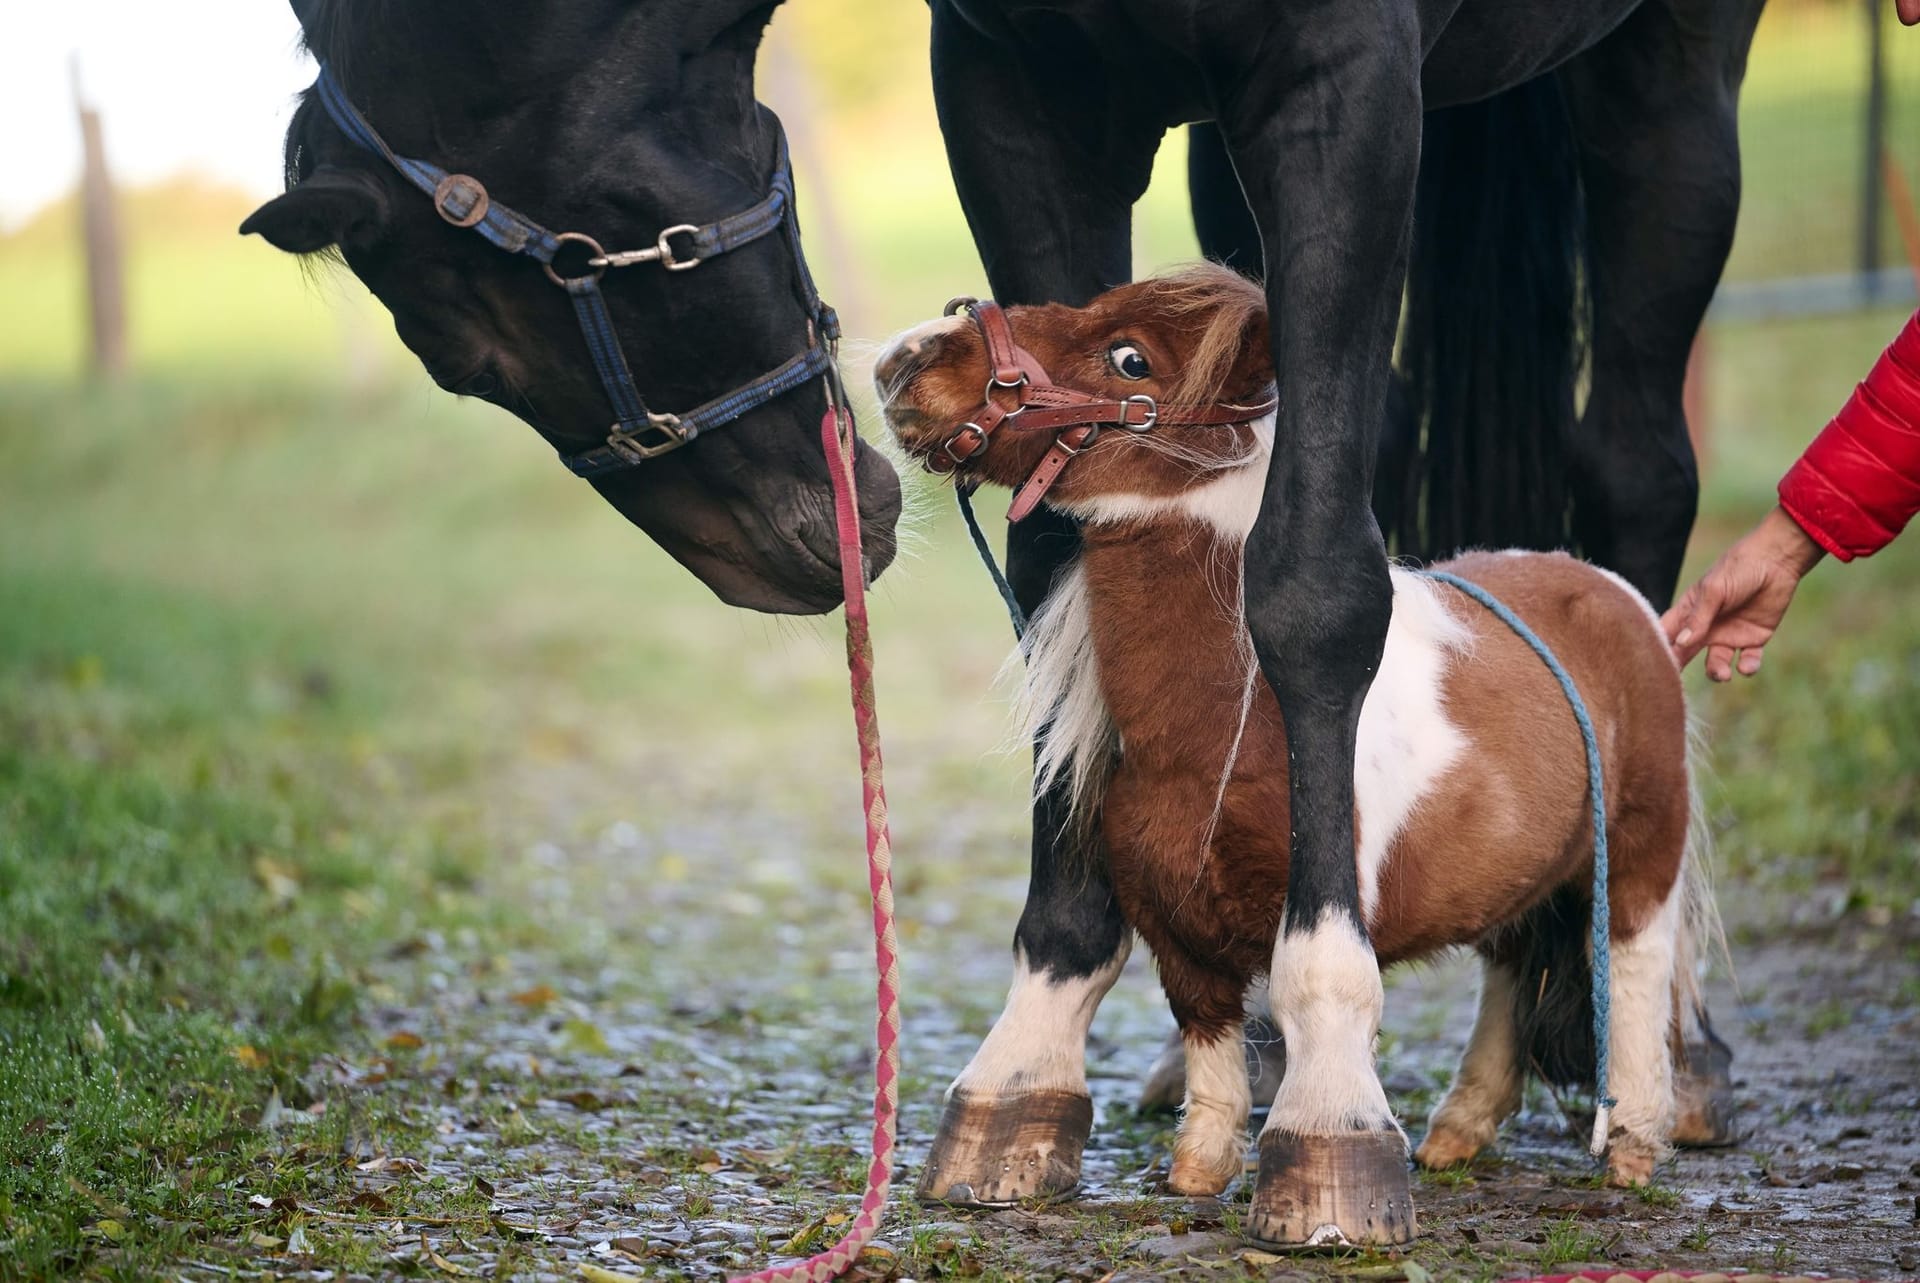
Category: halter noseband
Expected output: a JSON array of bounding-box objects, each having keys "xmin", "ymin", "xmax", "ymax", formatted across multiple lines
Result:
[
  {"xmin": 309, "ymin": 67, "xmax": 844, "ymax": 479},
  {"xmin": 929, "ymin": 298, "xmax": 1279, "ymax": 521}
]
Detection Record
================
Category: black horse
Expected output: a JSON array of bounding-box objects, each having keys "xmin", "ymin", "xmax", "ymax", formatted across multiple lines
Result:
[
  {"xmin": 915, "ymin": 0, "xmax": 1762, "ymax": 1246},
  {"xmin": 242, "ymin": 0, "xmax": 901, "ymax": 615}
]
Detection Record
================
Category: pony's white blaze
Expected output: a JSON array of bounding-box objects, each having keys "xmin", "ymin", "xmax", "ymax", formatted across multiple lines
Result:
[
  {"xmin": 1600, "ymin": 877, "xmax": 1683, "ymax": 1158},
  {"xmin": 1354, "ymin": 571, "xmax": 1473, "ymax": 925},
  {"xmin": 1059, "ymin": 412, "xmax": 1277, "ymax": 538},
  {"xmin": 948, "ymin": 943, "xmax": 1130, "ymax": 1098},
  {"xmin": 1263, "ymin": 908, "xmax": 1398, "ymax": 1137},
  {"xmin": 1170, "ymin": 1030, "xmax": 1253, "ymax": 1193}
]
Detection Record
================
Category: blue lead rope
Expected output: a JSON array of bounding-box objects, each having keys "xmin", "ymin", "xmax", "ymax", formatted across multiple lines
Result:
[{"xmin": 1419, "ymin": 570, "xmax": 1615, "ymax": 1155}]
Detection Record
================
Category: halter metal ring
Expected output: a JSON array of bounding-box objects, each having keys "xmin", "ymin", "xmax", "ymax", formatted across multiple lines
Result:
[
  {"xmin": 984, "ymin": 372, "xmax": 1029, "ymax": 405},
  {"xmin": 544, "ymin": 232, "xmax": 609, "ymax": 286},
  {"xmin": 943, "ymin": 296, "xmax": 978, "ymax": 317},
  {"xmin": 1120, "ymin": 394, "xmax": 1159, "ymax": 431},
  {"xmin": 656, "ymin": 224, "xmax": 702, "ymax": 271}
]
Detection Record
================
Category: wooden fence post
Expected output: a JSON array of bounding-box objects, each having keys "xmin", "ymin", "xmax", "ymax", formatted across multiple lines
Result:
[{"xmin": 72, "ymin": 56, "xmax": 128, "ymax": 382}]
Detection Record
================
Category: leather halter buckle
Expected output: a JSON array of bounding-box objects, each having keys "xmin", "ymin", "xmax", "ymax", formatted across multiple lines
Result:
[
  {"xmin": 939, "ymin": 423, "xmax": 989, "ymax": 468},
  {"xmin": 605, "ymin": 414, "xmax": 688, "ymax": 462},
  {"xmin": 1120, "ymin": 394, "xmax": 1158, "ymax": 430}
]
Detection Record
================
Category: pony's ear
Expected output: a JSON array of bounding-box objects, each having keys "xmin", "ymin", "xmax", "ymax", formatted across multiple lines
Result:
[{"xmin": 240, "ymin": 168, "xmax": 388, "ymax": 254}]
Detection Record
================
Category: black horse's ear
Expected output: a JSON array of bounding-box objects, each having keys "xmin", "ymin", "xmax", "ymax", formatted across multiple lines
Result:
[
  {"xmin": 240, "ymin": 168, "xmax": 388, "ymax": 253},
  {"xmin": 288, "ymin": 0, "xmax": 318, "ymax": 30}
]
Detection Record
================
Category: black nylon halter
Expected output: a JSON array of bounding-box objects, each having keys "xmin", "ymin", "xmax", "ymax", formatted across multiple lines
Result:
[{"xmin": 309, "ymin": 65, "xmax": 842, "ymax": 478}]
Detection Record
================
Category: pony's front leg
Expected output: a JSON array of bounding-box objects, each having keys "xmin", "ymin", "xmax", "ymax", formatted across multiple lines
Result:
[
  {"xmin": 917, "ymin": 0, "xmax": 1160, "ymax": 1207},
  {"xmin": 1213, "ymin": 2, "xmax": 1423, "ymax": 1248}
]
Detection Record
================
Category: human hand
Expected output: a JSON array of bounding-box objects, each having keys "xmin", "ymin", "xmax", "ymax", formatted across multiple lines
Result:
[
  {"xmin": 1902, "ymin": 0, "xmax": 1920, "ymax": 27},
  {"xmin": 1661, "ymin": 506, "xmax": 1826, "ymax": 681}
]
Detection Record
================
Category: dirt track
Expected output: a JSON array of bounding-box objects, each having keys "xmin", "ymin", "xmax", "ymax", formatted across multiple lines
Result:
[{"xmin": 226, "ymin": 780, "xmax": 1920, "ymax": 1283}]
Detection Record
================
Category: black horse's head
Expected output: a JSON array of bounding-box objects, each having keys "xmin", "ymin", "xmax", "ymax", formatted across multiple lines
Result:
[{"xmin": 243, "ymin": 0, "xmax": 900, "ymax": 614}]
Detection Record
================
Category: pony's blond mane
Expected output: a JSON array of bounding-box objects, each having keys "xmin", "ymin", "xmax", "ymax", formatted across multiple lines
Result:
[{"xmin": 1136, "ymin": 263, "xmax": 1269, "ymax": 407}]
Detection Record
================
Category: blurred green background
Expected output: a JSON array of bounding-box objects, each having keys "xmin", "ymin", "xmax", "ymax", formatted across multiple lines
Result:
[{"xmin": 1, "ymin": 1, "xmax": 1917, "ymax": 1275}]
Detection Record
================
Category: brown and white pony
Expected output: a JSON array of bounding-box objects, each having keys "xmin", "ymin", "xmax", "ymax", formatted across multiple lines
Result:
[{"xmin": 876, "ymin": 265, "xmax": 1715, "ymax": 1196}]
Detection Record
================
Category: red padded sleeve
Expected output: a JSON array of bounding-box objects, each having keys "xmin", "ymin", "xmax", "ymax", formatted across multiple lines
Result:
[{"xmin": 1777, "ymin": 309, "xmax": 1920, "ymax": 561}]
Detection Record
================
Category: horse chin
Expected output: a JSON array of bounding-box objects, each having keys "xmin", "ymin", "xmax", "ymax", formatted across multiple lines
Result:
[{"xmin": 602, "ymin": 437, "xmax": 903, "ymax": 616}]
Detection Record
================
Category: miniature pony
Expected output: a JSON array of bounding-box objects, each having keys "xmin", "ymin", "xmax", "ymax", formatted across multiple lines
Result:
[{"xmin": 876, "ymin": 265, "xmax": 1715, "ymax": 1205}]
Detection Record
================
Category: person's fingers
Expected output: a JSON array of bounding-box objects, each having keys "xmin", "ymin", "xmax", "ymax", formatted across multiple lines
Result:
[
  {"xmin": 1668, "ymin": 577, "xmax": 1726, "ymax": 661},
  {"xmin": 1706, "ymin": 642, "xmax": 1737, "ymax": 682},
  {"xmin": 1736, "ymin": 645, "xmax": 1764, "ymax": 678},
  {"xmin": 1900, "ymin": 0, "xmax": 1920, "ymax": 27}
]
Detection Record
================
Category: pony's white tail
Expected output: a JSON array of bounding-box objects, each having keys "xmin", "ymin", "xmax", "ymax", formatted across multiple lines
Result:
[{"xmin": 1675, "ymin": 715, "xmax": 1732, "ymax": 1033}]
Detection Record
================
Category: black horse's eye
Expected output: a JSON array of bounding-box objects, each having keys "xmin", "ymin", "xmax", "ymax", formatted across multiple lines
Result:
[
  {"xmin": 456, "ymin": 370, "xmax": 498, "ymax": 398},
  {"xmin": 1109, "ymin": 343, "xmax": 1151, "ymax": 380}
]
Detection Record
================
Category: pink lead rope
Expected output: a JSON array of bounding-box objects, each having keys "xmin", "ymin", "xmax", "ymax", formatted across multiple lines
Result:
[{"xmin": 727, "ymin": 406, "xmax": 903, "ymax": 1283}]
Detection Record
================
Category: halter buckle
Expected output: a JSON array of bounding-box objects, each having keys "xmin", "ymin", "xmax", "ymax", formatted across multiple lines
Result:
[
  {"xmin": 605, "ymin": 413, "xmax": 688, "ymax": 462},
  {"xmin": 1120, "ymin": 394, "xmax": 1158, "ymax": 431},
  {"xmin": 940, "ymin": 423, "xmax": 989, "ymax": 468},
  {"xmin": 432, "ymin": 174, "xmax": 491, "ymax": 228}
]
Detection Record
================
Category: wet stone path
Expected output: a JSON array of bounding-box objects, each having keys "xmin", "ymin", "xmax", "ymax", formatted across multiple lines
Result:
[{"xmin": 218, "ymin": 796, "xmax": 1918, "ymax": 1282}]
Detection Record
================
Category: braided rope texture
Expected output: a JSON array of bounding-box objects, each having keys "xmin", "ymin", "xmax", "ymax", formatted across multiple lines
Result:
[
  {"xmin": 1506, "ymin": 1273, "xmax": 1909, "ymax": 1283},
  {"xmin": 726, "ymin": 409, "xmax": 904, "ymax": 1283}
]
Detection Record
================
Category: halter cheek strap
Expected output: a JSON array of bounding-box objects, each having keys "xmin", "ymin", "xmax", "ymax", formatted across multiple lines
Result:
[
  {"xmin": 310, "ymin": 65, "xmax": 840, "ymax": 477},
  {"xmin": 930, "ymin": 298, "xmax": 1278, "ymax": 521}
]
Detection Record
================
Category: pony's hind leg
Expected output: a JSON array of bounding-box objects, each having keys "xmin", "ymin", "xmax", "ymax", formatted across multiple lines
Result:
[
  {"xmin": 1601, "ymin": 882, "xmax": 1684, "ymax": 1187},
  {"xmin": 1137, "ymin": 978, "xmax": 1288, "ymax": 1117},
  {"xmin": 1169, "ymin": 1021, "xmax": 1254, "ymax": 1195},
  {"xmin": 1415, "ymin": 958, "xmax": 1524, "ymax": 1170}
]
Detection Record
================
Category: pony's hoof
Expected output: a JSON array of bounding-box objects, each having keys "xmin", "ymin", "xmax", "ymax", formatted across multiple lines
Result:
[
  {"xmin": 1604, "ymin": 1140, "xmax": 1658, "ymax": 1188},
  {"xmin": 1246, "ymin": 1129, "xmax": 1417, "ymax": 1248},
  {"xmin": 1167, "ymin": 1148, "xmax": 1241, "ymax": 1197},
  {"xmin": 916, "ymin": 1089, "xmax": 1092, "ymax": 1206},
  {"xmin": 1412, "ymin": 1124, "xmax": 1484, "ymax": 1171},
  {"xmin": 1671, "ymin": 1035, "xmax": 1738, "ymax": 1147}
]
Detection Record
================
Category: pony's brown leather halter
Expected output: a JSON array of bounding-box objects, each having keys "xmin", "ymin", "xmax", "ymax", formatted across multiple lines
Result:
[{"xmin": 929, "ymin": 297, "xmax": 1280, "ymax": 521}]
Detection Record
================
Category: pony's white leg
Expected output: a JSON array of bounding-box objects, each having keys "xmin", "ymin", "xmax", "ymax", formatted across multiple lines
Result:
[
  {"xmin": 1601, "ymin": 883, "xmax": 1682, "ymax": 1186},
  {"xmin": 1169, "ymin": 1028, "xmax": 1252, "ymax": 1195},
  {"xmin": 1137, "ymin": 978, "xmax": 1287, "ymax": 1115},
  {"xmin": 918, "ymin": 942, "xmax": 1128, "ymax": 1205},
  {"xmin": 1415, "ymin": 959, "xmax": 1523, "ymax": 1169},
  {"xmin": 1248, "ymin": 908, "xmax": 1414, "ymax": 1246},
  {"xmin": 1261, "ymin": 909, "xmax": 1395, "ymax": 1137}
]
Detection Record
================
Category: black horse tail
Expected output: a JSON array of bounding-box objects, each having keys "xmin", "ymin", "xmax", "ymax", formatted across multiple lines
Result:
[
  {"xmin": 1378, "ymin": 75, "xmax": 1591, "ymax": 560},
  {"xmin": 1500, "ymin": 886, "xmax": 1598, "ymax": 1089}
]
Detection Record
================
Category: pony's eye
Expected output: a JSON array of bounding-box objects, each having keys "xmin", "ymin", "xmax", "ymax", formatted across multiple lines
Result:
[{"xmin": 1109, "ymin": 343, "xmax": 1151, "ymax": 380}]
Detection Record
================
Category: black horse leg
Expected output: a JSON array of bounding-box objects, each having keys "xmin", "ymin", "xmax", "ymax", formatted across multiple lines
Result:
[
  {"xmin": 1188, "ymin": 122, "xmax": 1263, "ymax": 277},
  {"xmin": 1214, "ymin": 10, "xmax": 1422, "ymax": 1246},
  {"xmin": 917, "ymin": 0, "xmax": 1162, "ymax": 1207},
  {"xmin": 1562, "ymin": 0, "xmax": 1760, "ymax": 609},
  {"xmin": 1561, "ymin": 0, "xmax": 1761, "ymax": 1148}
]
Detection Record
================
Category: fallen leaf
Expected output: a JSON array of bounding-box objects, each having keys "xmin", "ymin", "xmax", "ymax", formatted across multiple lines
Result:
[
  {"xmin": 248, "ymin": 1231, "xmax": 285, "ymax": 1249},
  {"xmin": 560, "ymin": 1020, "xmax": 610, "ymax": 1055},
  {"xmin": 384, "ymin": 1031, "xmax": 425, "ymax": 1050},
  {"xmin": 422, "ymin": 1234, "xmax": 467, "ymax": 1274},
  {"xmin": 1237, "ymin": 1249, "xmax": 1284, "ymax": 1268},
  {"xmin": 253, "ymin": 856, "xmax": 301, "ymax": 905},
  {"xmin": 559, "ymin": 1090, "xmax": 610, "ymax": 1111},
  {"xmin": 491, "ymin": 1216, "xmax": 545, "ymax": 1241},
  {"xmin": 510, "ymin": 984, "xmax": 559, "ymax": 1008},
  {"xmin": 232, "ymin": 1045, "xmax": 270, "ymax": 1071},
  {"xmin": 580, "ymin": 1265, "xmax": 643, "ymax": 1283},
  {"xmin": 286, "ymin": 1226, "xmax": 312, "ymax": 1255},
  {"xmin": 91, "ymin": 1219, "xmax": 126, "ymax": 1242},
  {"xmin": 472, "ymin": 1175, "xmax": 495, "ymax": 1198},
  {"xmin": 1404, "ymin": 1262, "xmax": 1433, "ymax": 1283},
  {"xmin": 356, "ymin": 1155, "xmax": 428, "ymax": 1175}
]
